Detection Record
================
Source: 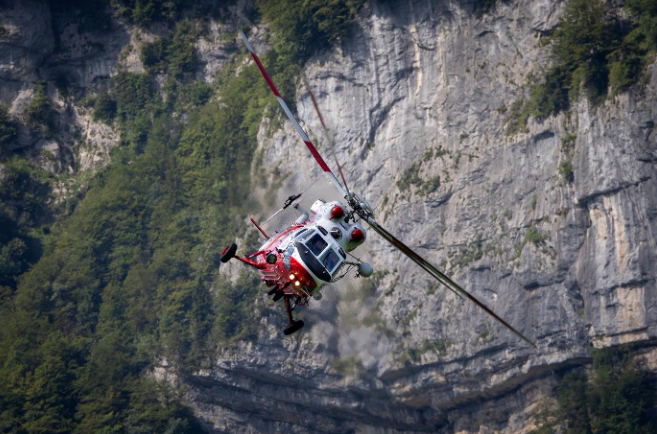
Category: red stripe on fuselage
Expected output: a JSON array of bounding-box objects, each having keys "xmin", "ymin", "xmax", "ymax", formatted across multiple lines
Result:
[
  {"xmin": 259, "ymin": 222, "xmax": 309, "ymax": 252},
  {"xmin": 248, "ymin": 52, "xmax": 281, "ymax": 98}
]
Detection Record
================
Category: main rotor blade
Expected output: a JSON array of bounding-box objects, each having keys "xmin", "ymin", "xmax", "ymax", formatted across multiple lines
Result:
[
  {"xmin": 299, "ymin": 70, "xmax": 352, "ymax": 198},
  {"xmin": 239, "ymin": 32, "xmax": 348, "ymax": 200},
  {"xmin": 363, "ymin": 215, "xmax": 537, "ymax": 349}
]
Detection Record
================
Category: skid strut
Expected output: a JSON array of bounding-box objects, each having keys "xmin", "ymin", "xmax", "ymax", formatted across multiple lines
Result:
[{"xmin": 283, "ymin": 296, "xmax": 294, "ymax": 325}]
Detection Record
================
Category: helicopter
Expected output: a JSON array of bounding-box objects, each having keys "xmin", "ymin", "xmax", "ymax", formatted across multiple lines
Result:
[{"xmin": 220, "ymin": 31, "xmax": 536, "ymax": 347}]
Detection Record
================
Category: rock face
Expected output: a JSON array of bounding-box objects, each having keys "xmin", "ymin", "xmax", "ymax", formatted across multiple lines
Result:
[
  {"xmin": 2, "ymin": 0, "xmax": 656, "ymax": 432},
  {"xmin": 184, "ymin": 0, "xmax": 657, "ymax": 433}
]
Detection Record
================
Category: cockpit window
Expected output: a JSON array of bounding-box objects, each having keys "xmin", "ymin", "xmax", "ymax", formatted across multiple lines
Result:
[
  {"xmin": 296, "ymin": 228, "xmax": 308, "ymax": 239},
  {"xmin": 318, "ymin": 226, "xmax": 328, "ymax": 236},
  {"xmin": 306, "ymin": 234, "xmax": 328, "ymax": 256},
  {"xmin": 321, "ymin": 249, "xmax": 341, "ymax": 273}
]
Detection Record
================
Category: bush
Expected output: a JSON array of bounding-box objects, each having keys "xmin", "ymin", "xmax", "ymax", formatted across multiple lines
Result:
[
  {"xmin": 140, "ymin": 21, "xmax": 198, "ymax": 80},
  {"xmin": 23, "ymin": 83, "xmax": 54, "ymax": 137},
  {"xmin": 559, "ymin": 160, "xmax": 574, "ymax": 183},
  {"xmin": 523, "ymin": 227, "xmax": 548, "ymax": 246},
  {"xmin": 0, "ymin": 105, "xmax": 17, "ymax": 146},
  {"xmin": 93, "ymin": 91, "xmax": 117, "ymax": 124}
]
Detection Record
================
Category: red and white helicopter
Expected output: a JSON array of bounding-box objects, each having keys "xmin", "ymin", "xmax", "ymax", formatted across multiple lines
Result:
[{"xmin": 220, "ymin": 31, "xmax": 536, "ymax": 347}]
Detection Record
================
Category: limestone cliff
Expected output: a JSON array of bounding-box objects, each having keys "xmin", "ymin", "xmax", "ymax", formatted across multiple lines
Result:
[
  {"xmin": 186, "ymin": 1, "xmax": 657, "ymax": 432},
  {"xmin": 1, "ymin": 0, "xmax": 656, "ymax": 433}
]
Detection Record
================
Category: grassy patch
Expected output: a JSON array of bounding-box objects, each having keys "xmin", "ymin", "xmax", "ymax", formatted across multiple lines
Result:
[
  {"xmin": 452, "ymin": 241, "xmax": 484, "ymax": 269},
  {"xmin": 331, "ymin": 355, "xmax": 365, "ymax": 378},
  {"xmin": 477, "ymin": 329, "xmax": 494, "ymax": 344},
  {"xmin": 399, "ymin": 339, "xmax": 450, "ymax": 365},
  {"xmin": 397, "ymin": 148, "xmax": 450, "ymax": 196},
  {"xmin": 512, "ymin": 227, "xmax": 549, "ymax": 259}
]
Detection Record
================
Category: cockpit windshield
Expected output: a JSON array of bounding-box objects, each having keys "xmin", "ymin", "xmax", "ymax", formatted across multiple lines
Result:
[
  {"xmin": 306, "ymin": 234, "xmax": 328, "ymax": 256},
  {"xmin": 295, "ymin": 229, "xmax": 344, "ymax": 279}
]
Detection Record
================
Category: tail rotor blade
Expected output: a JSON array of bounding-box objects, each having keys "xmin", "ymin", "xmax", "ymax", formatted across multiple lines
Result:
[{"xmin": 364, "ymin": 215, "xmax": 537, "ymax": 349}]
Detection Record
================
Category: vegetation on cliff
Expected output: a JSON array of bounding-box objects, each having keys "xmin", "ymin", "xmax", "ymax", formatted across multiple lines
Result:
[
  {"xmin": 507, "ymin": 0, "xmax": 657, "ymax": 134},
  {"xmin": 532, "ymin": 346, "xmax": 657, "ymax": 434},
  {"xmin": 0, "ymin": 1, "xmax": 361, "ymax": 432}
]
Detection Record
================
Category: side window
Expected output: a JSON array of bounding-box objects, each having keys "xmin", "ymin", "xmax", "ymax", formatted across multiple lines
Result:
[
  {"xmin": 321, "ymin": 249, "xmax": 341, "ymax": 273},
  {"xmin": 295, "ymin": 228, "xmax": 308, "ymax": 239},
  {"xmin": 318, "ymin": 226, "xmax": 328, "ymax": 236},
  {"xmin": 306, "ymin": 234, "xmax": 328, "ymax": 256}
]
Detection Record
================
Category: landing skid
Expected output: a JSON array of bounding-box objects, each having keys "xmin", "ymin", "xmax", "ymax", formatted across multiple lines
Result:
[
  {"xmin": 220, "ymin": 243, "xmax": 305, "ymax": 335},
  {"xmin": 283, "ymin": 295, "xmax": 304, "ymax": 335}
]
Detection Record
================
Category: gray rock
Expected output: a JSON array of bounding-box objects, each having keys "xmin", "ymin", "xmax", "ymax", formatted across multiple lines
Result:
[{"xmin": 186, "ymin": 0, "xmax": 657, "ymax": 432}]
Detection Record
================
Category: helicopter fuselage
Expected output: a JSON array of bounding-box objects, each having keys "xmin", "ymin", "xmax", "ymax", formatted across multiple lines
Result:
[{"xmin": 235, "ymin": 199, "xmax": 367, "ymax": 301}]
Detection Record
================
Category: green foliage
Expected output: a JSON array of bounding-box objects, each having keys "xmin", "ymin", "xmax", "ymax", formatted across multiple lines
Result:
[
  {"xmin": 477, "ymin": 329, "xmax": 494, "ymax": 344},
  {"xmin": 396, "ymin": 148, "xmax": 444, "ymax": 196},
  {"xmin": 562, "ymin": 132, "xmax": 577, "ymax": 155},
  {"xmin": 512, "ymin": 227, "xmax": 548, "ymax": 259},
  {"xmin": 111, "ymin": 72, "xmax": 162, "ymax": 148},
  {"xmin": 452, "ymin": 242, "xmax": 483, "ymax": 268},
  {"xmin": 213, "ymin": 272, "xmax": 260, "ymax": 343},
  {"xmin": 257, "ymin": 0, "xmax": 364, "ymax": 66},
  {"xmin": 331, "ymin": 355, "xmax": 364, "ymax": 377},
  {"xmin": 0, "ymin": 156, "xmax": 52, "ymax": 228},
  {"xmin": 397, "ymin": 160, "xmax": 422, "ymax": 191},
  {"xmin": 140, "ymin": 21, "xmax": 198, "ymax": 79},
  {"xmin": 0, "ymin": 2, "xmax": 363, "ymax": 430},
  {"xmin": 557, "ymin": 346, "xmax": 656, "ymax": 434},
  {"xmin": 0, "ymin": 105, "xmax": 17, "ymax": 147},
  {"xmin": 505, "ymin": 99, "xmax": 532, "ymax": 135},
  {"xmin": 24, "ymin": 83, "xmax": 54, "ymax": 137},
  {"xmin": 507, "ymin": 0, "xmax": 657, "ymax": 132},
  {"xmin": 399, "ymin": 339, "xmax": 449, "ymax": 364},
  {"xmin": 111, "ymin": 0, "xmax": 183, "ymax": 27},
  {"xmin": 0, "ymin": 33, "xmax": 290, "ymax": 434},
  {"xmin": 92, "ymin": 91, "xmax": 117, "ymax": 125},
  {"xmin": 559, "ymin": 160, "xmax": 574, "ymax": 183},
  {"xmin": 0, "ymin": 158, "xmax": 51, "ymax": 290},
  {"xmin": 523, "ymin": 227, "xmax": 548, "ymax": 246}
]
